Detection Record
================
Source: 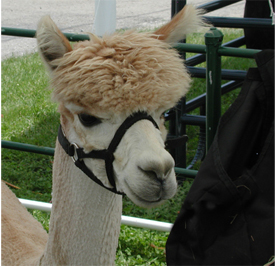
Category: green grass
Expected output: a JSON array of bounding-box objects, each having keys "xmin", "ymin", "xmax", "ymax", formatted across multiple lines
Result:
[
  {"xmin": 1, "ymin": 28, "xmax": 257, "ymax": 265},
  {"xmin": 117, "ymin": 225, "xmax": 169, "ymax": 265}
]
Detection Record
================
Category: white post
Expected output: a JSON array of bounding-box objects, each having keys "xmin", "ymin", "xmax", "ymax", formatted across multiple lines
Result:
[{"xmin": 94, "ymin": 0, "xmax": 116, "ymax": 36}]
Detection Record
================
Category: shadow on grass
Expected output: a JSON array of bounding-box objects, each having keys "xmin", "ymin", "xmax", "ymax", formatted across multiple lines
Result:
[{"xmin": 2, "ymin": 112, "xmax": 60, "ymax": 201}]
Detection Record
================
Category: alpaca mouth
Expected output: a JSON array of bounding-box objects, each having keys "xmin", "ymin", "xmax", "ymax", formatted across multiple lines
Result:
[{"xmin": 124, "ymin": 180, "xmax": 163, "ymax": 205}]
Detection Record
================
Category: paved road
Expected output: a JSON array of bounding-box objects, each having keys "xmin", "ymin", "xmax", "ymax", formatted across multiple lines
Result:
[{"xmin": 1, "ymin": 0, "xmax": 245, "ymax": 59}]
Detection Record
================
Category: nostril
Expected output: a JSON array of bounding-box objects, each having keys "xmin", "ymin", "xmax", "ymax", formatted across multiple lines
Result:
[
  {"xmin": 138, "ymin": 167, "xmax": 158, "ymax": 180},
  {"xmin": 143, "ymin": 170, "xmax": 157, "ymax": 179},
  {"xmin": 139, "ymin": 168, "xmax": 165, "ymax": 186}
]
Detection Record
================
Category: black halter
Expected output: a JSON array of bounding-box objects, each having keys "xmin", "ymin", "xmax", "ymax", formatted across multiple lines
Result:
[
  {"xmin": 58, "ymin": 112, "xmax": 159, "ymax": 195},
  {"xmin": 58, "ymin": 111, "xmax": 188, "ymax": 195}
]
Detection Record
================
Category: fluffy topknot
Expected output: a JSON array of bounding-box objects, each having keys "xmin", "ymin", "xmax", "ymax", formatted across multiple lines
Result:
[{"xmin": 50, "ymin": 30, "xmax": 190, "ymax": 115}]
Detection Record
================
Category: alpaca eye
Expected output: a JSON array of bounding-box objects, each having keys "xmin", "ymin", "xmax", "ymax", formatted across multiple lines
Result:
[
  {"xmin": 161, "ymin": 111, "xmax": 167, "ymax": 121},
  {"xmin": 78, "ymin": 114, "xmax": 101, "ymax": 127}
]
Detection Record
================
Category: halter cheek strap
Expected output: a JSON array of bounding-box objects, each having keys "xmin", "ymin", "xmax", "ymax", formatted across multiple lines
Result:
[{"xmin": 58, "ymin": 125, "xmax": 121, "ymax": 194}]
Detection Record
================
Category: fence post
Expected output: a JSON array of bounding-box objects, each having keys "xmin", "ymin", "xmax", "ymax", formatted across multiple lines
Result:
[
  {"xmin": 205, "ymin": 27, "xmax": 224, "ymax": 152},
  {"xmin": 94, "ymin": 0, "xmax": 116, "ymax": 36},
  {"xmin": 169, "ymin": 0, "xmax": 187, "ymax": 168}
]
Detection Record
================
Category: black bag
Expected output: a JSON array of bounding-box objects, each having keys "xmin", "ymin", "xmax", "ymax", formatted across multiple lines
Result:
[
  {"xmin": 244, "ymin": 0, "xmax": 275, "ymax": 50},
  {"xmin": 166, "ymin": 50, "xmax": 275, "ymax": 265}
]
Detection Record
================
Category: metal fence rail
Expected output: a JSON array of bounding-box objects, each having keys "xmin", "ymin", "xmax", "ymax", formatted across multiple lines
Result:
[
  {"xmin": 1, "ymin": 140, "xmax": 198, "ymax": 178},
  {"xmin": 2, "ymin": 140, "xmax": 55, "ymax": 156},
  {"xmin": 1, "ymin": 26, "xmax": 261, "ymax": 173},
  {"xmin": 19, "ymin": 198, "xmax": 174, "ymax": 232},
  {"xmin": 1, "ymin": 27, "xmax": 90, "ymax": 42}
]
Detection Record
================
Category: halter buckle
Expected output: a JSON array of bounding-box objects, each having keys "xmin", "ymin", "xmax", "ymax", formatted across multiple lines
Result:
[{"xmin": 70, "ymin": 143, "xmax": 80, "ymax": 163}]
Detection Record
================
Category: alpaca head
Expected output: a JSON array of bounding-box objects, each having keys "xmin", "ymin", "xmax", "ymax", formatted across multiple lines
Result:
[{"xmin": 37, "ymin": 7, "xmax": 202, "ymax": 207}]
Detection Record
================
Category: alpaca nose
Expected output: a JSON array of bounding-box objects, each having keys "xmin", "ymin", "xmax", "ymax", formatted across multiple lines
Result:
[{"xmin": 138, "ymin": 151, "xmax": 175, "ymax": 183}]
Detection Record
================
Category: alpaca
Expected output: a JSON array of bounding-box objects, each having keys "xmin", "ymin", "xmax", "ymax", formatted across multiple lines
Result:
[{"xmin": 2, "ymin": 5, "xmax": 205, "ymax": 266}]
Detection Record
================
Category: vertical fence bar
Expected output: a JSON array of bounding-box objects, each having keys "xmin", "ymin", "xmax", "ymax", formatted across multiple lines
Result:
[
  {"xmin": 205, "ymin": 27, "xmax": 223, "ymax": 151},
  {"xmin": 170, "ymin": 0, "xmax": 187, "ymax": 168}
]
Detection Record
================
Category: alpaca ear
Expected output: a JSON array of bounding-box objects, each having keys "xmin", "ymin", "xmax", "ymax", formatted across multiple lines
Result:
[
  {"xmin": 153, "ymin": 5, "xmax": 206, "ymax": 44},
  {"xmin": 36, "ymin": 16, "xmax": 72, "ymax": 71}
]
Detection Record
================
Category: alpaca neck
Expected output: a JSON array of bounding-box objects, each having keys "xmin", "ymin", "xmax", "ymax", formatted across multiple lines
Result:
[{"xmin": 40, "ymin": 141, "xmax": 122, "ymax": 266}]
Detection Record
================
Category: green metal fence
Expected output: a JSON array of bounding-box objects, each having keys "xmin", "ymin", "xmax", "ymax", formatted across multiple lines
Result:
[{"xmin": 1, "ymin": 25, "xmax": 262, "ymax": 179}]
